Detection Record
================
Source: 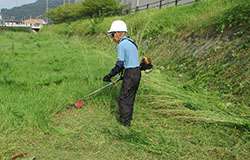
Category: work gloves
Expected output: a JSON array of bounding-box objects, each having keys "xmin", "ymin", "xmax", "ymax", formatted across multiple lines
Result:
[{"xmin": 103, "ymin": 74, "xmax": 112, "ymax": 82}]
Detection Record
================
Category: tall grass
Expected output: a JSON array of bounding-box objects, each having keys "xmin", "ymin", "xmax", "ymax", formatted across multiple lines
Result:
[
  {"xmin": 0, "ymin": 32, "xmax": 117, "ymax": 131},
  {"xmin": 42, "ymin": 0, "xmax": 243, "ymax": 39}
]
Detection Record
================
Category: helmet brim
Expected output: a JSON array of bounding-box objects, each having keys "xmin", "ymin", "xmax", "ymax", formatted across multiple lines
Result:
[
  {"xmin": 106, "ymin": 31, "xmax": 114, "ymax": 36},
  {"xmin": 107, "ymin": 31, "xmax": 127, "ymax": 36}
]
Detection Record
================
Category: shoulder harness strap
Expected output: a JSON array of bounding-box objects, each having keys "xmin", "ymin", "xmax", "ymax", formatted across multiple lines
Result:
[{"xmin": 120, "ymin": 38, "xmax": 138, "ymax": 49}]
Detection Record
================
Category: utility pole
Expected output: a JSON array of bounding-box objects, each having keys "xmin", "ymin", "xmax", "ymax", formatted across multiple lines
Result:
[
  {"xmin": 136, "ymin": 0, "xmax": 140, "ymax": 7},
  {"xmin": 46, "ymin": 0, "xmax": 49, "ymax": 11},
  {"xmin": 46, "ymin": 0, "xmax": 49, "ymax": 23},
  {"xmin": 64, "ymin": 0, "xmax": 65, "ymax": 5}
]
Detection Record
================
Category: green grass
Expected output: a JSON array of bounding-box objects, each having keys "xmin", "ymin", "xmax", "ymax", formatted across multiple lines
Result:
[
  {"xmin": 0, "ymin": 32, "xmax": 249, "ymax": 159},
  {"xmin": 0, "ymin": 0, "xmax": 250, "ymax": 159},
  {"xmin": 0, "ymin": 31, "xmax": 116, "ymax": 131},
  {"xmin": 41, "ymin": 0, "xmax": 245, "ymax": 39},
  {"xmin": 41, "ymin": 0, "xmax": 250, "ymax": 105}
]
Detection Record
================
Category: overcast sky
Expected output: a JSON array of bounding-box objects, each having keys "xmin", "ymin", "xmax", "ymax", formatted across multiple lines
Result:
[{"xmin": 0, "ymin": 0, "xmax": 37, "ymax": 10}]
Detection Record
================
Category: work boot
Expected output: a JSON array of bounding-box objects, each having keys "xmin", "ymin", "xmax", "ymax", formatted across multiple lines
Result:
[{"xmin": 120, "ymin": 120, "xmax": 131, "ymax": 127}]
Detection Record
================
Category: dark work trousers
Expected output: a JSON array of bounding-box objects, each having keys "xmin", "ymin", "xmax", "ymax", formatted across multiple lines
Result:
[{"xmin": 118, "ymin": 67, "xmax": 141, "ymax": 124}]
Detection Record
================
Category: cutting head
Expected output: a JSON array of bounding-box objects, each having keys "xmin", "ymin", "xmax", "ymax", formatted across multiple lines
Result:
[{"xmin": 75, "ymin": 100, "xmax": 84, "ymax": 109}]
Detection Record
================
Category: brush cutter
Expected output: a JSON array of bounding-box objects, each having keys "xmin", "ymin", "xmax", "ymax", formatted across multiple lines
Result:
[{"xmin": 65, "ymin": 75, "xmax": 122, "ymax": 109}]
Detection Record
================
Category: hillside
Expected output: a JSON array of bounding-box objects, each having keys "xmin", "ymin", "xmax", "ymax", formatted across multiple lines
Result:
[
  {"xmin": 0, "ymin": 0, "xmax": 64, "ymax": 21},
  {"xmin": 42, "ymin": 0, "xmax": 250, "ymax": 105},
  {"xmin": 0, "ymin": 0, "xmax": 249, "ymax": 159}
]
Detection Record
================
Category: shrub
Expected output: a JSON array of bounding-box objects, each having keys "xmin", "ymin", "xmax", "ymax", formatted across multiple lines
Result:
[
  {"xmin": 46, "ymin": 0, "xmax": 125, "ymax": 24},
  {"xmin": 216, "ymin": 0, "xmax": 250, "ymax": 33},
  {"xmin": 0, "ymin": 26, "xmax": 30, "ymax": 32},
  {"xmin": 46, "ymin": 3, "xmax": 83, "ymax": 23},
  {"xmin": 81, "ymin": 0, "xmax": 125, "ymax": 18}
]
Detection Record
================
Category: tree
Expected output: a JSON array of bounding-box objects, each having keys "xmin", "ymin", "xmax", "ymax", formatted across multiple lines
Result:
[
  {"xmin": 81, "ymin": 0, "xmax": 125, "ymax": 18},
  {"xmin": 46, "ymin": 0, "xmax": 125, "ymax": 23},
  {"xmin": 46, "ymin": 3, "xmax": 83, "ymax": 23}
]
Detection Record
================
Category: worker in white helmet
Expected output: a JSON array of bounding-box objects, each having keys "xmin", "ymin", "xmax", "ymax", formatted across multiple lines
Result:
[{"xmin": 103, "ymin": 20, "xmax": 141, "ymax": 127}]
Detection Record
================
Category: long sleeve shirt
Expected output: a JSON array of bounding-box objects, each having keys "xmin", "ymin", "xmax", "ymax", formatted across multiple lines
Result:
[{"xmin": 109, "ymin": 36, "xmax": 140, "ymax": 77}]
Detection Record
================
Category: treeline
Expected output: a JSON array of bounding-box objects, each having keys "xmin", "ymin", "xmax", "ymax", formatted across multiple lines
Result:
[{"xmin": 46, "ymin": 0, "xmax": 125, "ymax": 23}]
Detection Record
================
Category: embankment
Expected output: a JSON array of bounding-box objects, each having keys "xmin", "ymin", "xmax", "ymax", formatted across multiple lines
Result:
[{"xmin": 41, "ymin": 0, "xmax": 250, "ymax": 105}]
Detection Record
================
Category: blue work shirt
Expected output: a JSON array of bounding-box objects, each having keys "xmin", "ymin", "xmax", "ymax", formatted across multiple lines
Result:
[{"xmin": 117, "ymin": 36, "xmax": 140, "ymax": 69}]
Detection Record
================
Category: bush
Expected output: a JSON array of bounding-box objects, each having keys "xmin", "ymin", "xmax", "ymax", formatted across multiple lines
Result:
[
  {"xmin": 46, "ymin": 3, "xmax": 83, "ymax": 23},
  {"xmin": 216, "ymin": 0, "xmax": 250, "ymax": 33},
  {"xmin": 81, "ymin": 0, "xmax": 125, "ymax": 18},
  {"xmin": 0, "ymin": 26, "xmax": 30, "ymax": 33},
  {"xmin": 46, "ymin": 0, "xmax": 125, "ymax": 24}
]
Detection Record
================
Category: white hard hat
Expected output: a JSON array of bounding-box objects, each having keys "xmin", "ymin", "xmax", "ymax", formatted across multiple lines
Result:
[{"xmin": 107, "ymin": 20, "xmax": 127, "ymax": 35}]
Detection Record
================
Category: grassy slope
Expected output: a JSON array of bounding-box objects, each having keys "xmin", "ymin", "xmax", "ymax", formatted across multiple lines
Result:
[
  {"xmin": 0, "ymin": 31, "xmax": 249, "ymax": 160},
  {"xmin": 42, "ymin": 0, "xmax": 250, "ymax": 105},
  {"xmin": 1, "ymin": 0, "xmax": 250, "ymax": 159}
]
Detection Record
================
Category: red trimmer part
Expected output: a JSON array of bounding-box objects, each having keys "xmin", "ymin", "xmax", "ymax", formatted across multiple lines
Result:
[
  {"xmin": 75, "ymin": 100, "xmax": 84, "ymax": 109},
  {"xmin": 71, "ymin": 75, "xmax": 121, "ymax": 109}
]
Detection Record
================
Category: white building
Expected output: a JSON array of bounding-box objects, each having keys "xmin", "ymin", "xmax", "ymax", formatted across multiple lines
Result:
[
  {"xmin": 23, "ymin": 19, "xmax": 46, "ymax": 28},
  {"xmin": 3, "ymin": 20, "xmax": 22, "ymax": 26}
]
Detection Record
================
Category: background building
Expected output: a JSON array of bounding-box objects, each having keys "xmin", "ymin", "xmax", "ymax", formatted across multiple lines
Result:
[{"xmin": 24, "ymin": 19, "xmax": 46, "ymax": 28}]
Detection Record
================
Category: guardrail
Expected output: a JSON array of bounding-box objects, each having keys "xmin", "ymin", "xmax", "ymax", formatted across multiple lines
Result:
[{"xmin": 127, "ymin": 0, "xmax": 199, "ymax": 13}]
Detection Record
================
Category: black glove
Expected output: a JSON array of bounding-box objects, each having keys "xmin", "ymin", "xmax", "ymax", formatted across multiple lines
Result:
[{"xmin": 103, "ymin": 74, "xmax": 111, "ymax": 82}]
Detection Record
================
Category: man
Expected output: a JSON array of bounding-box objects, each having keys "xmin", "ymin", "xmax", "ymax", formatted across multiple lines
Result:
[{"xmin": 103, "ymin": 20, "xmax": 141, "ymax": 127}]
